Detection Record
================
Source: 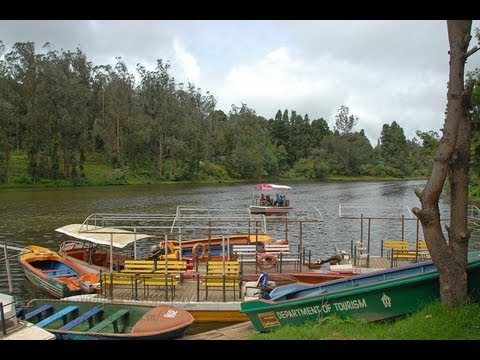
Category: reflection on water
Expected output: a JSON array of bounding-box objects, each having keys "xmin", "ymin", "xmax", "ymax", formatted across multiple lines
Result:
[{"xmin": 1, "ymin": 180, "xmax": 478, "ymax": 305}]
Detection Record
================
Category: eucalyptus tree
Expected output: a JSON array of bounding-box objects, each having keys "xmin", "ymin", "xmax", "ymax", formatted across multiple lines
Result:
[
  {"xmin": 378, "ymin": 121, "xmax": 408, "ymax": 176},
  {"xmin": 4, "ymin": 42, "xmax": 45, "ymax": 182},
  {"xmin": 175, "ymin": 82, "xmax": 217, "ymax": 179},
  {"xmin": 106, "ymin": 59, "xmax": 135, "ymax": 169},
  {"xmin": 410, "ymin": 130, "xmax": 441, "ymax": 176},
  {"xmin": 224, "ymin": 104, "xmax": 275, "ymax": 179},
  {"xmin": 136, "ymin": 60, "xmax": 177, "ymax": 177},
  {"xmin": 325, "ymin": 106, "xmax": 367, "ymax": 176},
  {"xmin": 289, "ymin": 112, "xmax": 313, "ymax": 160},
  {"xmin": 0, "ymin": 41, "xmax": 16, "ymax": 182},
  {"xmin": 334, "ymin": 104, "xmax": 358, "ymax": 134},
  {"xmin": 51, "ymin": 48, "xmax": 93, "ymax": 180},
  {"xmin": 412, "ymin": 20, "xmax": 480, "ymax": 307},
  {"xmin": 310, "ymin": 116, "xmax": 331, "ymax": 150},
  {"xmin": 269, "ymin": 109, "xmax": 289, "ymax": 148}
]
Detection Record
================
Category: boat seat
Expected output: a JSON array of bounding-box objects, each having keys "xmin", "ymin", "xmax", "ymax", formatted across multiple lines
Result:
[
  {"xmin": 35, "ymin": 305, "xmax": 79, "ymax": 328},
  {"xmin": 24, "ymin": 304, "xmax": 54, "ymax": 321},
  {"xmin": 58, "ymin": 307, "xmax": 104, "ymax": 331},
  {"xmin": 87, "ymin": 309, "xmax": 129, "ymax": 333},
  {"xmin": 49, "ymin": 273, "xmax": 78, "ymax": 278}
]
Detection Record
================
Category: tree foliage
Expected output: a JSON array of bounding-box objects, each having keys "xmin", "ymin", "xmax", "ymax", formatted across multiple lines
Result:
[{"xmin": 0, "ymin": 41, "xmax": 446, "ymax": 184}]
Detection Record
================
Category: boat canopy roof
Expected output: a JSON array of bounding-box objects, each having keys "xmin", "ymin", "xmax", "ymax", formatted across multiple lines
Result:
[
  {"xmin": 253, "ymin": 183, "xmax": 292, "ymax": 191},
  {"xmin": 55, "ymin": 224, "xmax": 154, "ymax": 248}
]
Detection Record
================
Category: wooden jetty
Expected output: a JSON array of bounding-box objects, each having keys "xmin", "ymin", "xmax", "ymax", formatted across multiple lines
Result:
[{"xmin": 182, "ymin": 321, "xmax": 255, "ymax": 340}]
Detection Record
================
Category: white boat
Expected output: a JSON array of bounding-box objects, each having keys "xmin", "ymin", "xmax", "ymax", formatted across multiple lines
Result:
[
  {"xmin": 249, "ymin": 183, "xmax": 293, "ymax": 216},
  {"xmin": 1, "ymin": 293, "xmax": 56, "ymax": 340}
]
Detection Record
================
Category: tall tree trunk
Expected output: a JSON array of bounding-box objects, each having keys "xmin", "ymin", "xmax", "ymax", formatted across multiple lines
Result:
[
  {"xmin": 412, "ymin": 20, "xmax": 478, "ymax": 307},
  {"xmin": 157, "ymin": 130, "xmax": 164, "ymax": 176}
]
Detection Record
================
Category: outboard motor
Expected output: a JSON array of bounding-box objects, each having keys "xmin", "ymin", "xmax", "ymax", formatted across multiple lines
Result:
[
  {"xmin": 258, "ymin": 271, "xmax": 269, "ymax": 289},
  {"xmin": 80, "ymin": 281, "xmax": 94, "ymax": 294},
  {"xmin": 257, "ymin": 272, "xmax": 272, "ymax": 299}
]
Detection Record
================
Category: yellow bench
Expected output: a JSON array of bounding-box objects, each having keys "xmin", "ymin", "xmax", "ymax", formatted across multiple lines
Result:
[
  {"xmin": 139, "ymin": 273, "xmax": 179, "ymax": 299},
  {"xmin": 390, "ymin": 240, "xmax": 430, "ymax": 265},
  {"xmin": 100, "ymin": 272, "xmax": 140, "ymax": 299},
  {"xmin": 202, "ymin": 260, "xmax": 241, "ymax": 301},
  {"xmin": 121, "ymin": 259, "xmax": 187, "ymax": 279},
  {"xmin": 383, "ymin": 240, "xmax": 409, "ymax": 258}
]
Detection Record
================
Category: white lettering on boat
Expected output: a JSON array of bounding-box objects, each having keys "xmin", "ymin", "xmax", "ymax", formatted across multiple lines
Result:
[
  {"xmin": 332, "ymin": 298, "xmax": 367, "ymax": 311},
  {"xmin": 164, "ymin": 309, "xmax": 178, "ymax": 318},
  {"xmin": 275, "ymin": 298, "xmax": 367, "ymax": 320},
  {"xmin": 276, "ymin": 305, "xmax": 322, "ymax": 319}
]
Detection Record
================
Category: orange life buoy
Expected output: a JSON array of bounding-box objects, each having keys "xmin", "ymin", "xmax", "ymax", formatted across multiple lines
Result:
[
  {"xmin": 192, "ymin": 243, "xmax": 207, "ymax": 260},
  {"xmin": 257, "ymin": 253, "xmax": 277, "ymax": 270}
]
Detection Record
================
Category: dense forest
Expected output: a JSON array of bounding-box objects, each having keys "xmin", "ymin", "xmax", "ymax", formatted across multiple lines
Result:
[{"xmin": 0, "ymin": 41, "xmax": 479, "ymax": 195}]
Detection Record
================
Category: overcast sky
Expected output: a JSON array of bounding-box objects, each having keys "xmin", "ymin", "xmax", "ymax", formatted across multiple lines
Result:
[{"xmin": 1, "ymin": 20, "xmax": 479, "ymax": 145}]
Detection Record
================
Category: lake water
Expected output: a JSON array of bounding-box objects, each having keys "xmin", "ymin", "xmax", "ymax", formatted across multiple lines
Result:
[{"xmin": 0, "ymin": 180, "xmax": 463, "ymax": 304}]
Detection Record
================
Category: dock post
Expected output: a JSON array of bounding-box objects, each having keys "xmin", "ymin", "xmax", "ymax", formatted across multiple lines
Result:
[{"xmin": 3, "ymin": 243, "xmax": 13, "ymax": 293}]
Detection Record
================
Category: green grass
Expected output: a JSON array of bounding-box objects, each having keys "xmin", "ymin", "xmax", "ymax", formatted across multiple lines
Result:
[{"xmin": 249, "ymin": 302, "xmax": 480, "ymax": 340}]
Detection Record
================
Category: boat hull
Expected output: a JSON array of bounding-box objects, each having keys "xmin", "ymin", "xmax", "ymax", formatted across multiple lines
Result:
[
  {"xmin": 22, "ymin": 299, "xmax": 194, "ymax": 340},
  {"xmin": 249, "ymin": 206, "xmax": 292, "ymax": 216},
  {"xmin": 289, "ymin": 271, "xmax": 353, "ymax": 284},
  {"xmin": 20, "ymin": 245, "xmax": 100, "ymax": 299},
  {"xmin": 241, "ymin": 252, "xmax": 480, "ymax": 332}
]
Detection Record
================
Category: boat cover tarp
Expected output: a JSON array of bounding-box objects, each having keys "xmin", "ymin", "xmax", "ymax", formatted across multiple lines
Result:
[
  {"xmin": 55, "ymin": 224, "xmax": 154, "ymax": 248},
  {"xmin": 253, "ymin": 184, "xmax": 292, "ymax": 191}
]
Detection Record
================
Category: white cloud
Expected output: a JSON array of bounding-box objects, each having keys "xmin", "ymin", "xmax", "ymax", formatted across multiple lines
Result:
[
  {"xmin": 1, "ymin": 19, "xmax": 479, "ymax": 146},
  {"xmin": 172, "ymin": 38, "xmax": 200, "ymax": 85}
]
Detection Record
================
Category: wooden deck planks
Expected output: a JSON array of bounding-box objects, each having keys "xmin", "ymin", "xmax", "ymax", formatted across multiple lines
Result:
[
  {"xmin": 182, "ymin": 321, "xmax": 256, "ymax": 340},
  {"xmin": 104, "ymin": 256, "xmax": 422, "ymax": 302}
]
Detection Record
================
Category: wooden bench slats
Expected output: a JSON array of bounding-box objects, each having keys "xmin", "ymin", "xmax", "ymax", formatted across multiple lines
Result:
[
  {"xmin": 264, "ymin": 244, "xmax": 291, "ymax": 253},
  {"xmin": 101, "ymin": 273, "xmax": 140, "ymax": 285},
  {"xmin": 203, "ymin": 260, "xmax": 241, "ymax": 300},
  {"xmin": 58, "ymin": 307, "xmax": 103, "ymax": 331},
  {"xmin": 24, "ymin": 304, "xmax": 54, "ymax": 321},
  {"xmin": 384, "ymin": 240, "xmax": 430, "ymax": 263},
  {"xmin": 87, "ymin": 309, "xmax": 129, "ymax": 333},
  {"xmin": 121, "ymin": 259, "xmax": 187, "ymax": 276},
  {"xmin": 36, "ymin": 306, "xmax": 79, "ymax": 328}
]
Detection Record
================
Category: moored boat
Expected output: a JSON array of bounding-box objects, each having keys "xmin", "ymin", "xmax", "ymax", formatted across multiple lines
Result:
[
  {"xmin": 56, "ymin": 223, "xmax": 156, "ymax": 273},
  {"xmin": 289, "ymin": 270, "xmax": 354, "ymax": 284},
  {"xmin": 240, "ymin": 251, "xmax": 480, "ymax": 332},
  {"xmin": 20, "ymin": 299, "xmax": 194, "ymax": 340},
  {"xmin": 19, "ymin": 245, "xmax": 100, "ymax": 298}
]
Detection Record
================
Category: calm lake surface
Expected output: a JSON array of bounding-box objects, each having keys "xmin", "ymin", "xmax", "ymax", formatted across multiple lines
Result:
[{"xmin": 0, "ymin": 180, "xmax": 462, "ymax": 304}]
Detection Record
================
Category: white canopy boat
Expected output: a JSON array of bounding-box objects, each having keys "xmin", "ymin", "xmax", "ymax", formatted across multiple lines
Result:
[{"xmin": 249, "ymin": 183, "xmax": 293, "ymax": 216}]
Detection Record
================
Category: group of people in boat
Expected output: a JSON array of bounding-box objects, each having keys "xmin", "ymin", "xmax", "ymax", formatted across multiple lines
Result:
[{"xmin": 259, "ymin": 193, "xmax": 288, "ymax": 207}]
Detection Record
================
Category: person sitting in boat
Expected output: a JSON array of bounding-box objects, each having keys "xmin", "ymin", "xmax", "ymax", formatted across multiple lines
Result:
[
  {"xmin": 260, "ymin": 193, "xmax": 265, "ymax": 205},
  {"xmin": 275, "ymin": 193, "xmax": 281, "ymax": 206},
  {"xmin": 316, "ymin": 250, "xmax": 347, "ymax": 266},
  {"xmin": 265, "ymin": 195, "xmax": 272, "ymax": 206}
]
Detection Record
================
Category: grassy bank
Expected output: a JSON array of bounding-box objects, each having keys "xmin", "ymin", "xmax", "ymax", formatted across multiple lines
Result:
[
  {"xmin": 1, "ymin": 150, "xmax": 425, "ymax": 190},
  {"xmin": 249, "ymin": 302, "xmax": 480, "ymax": 340}
]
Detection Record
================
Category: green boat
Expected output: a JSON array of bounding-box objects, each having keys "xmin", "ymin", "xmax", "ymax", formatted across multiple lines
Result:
[
  {"xmin": 19, "ymin": 299, "xmax": 195, "ymax": 340},
  {"xmin": 240, "ymin": 251, "xmax": 480, "ymax": 332}
]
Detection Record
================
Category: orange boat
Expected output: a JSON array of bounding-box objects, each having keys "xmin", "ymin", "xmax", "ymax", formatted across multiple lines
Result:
[{"xmin": 19, "ymin": 245, "xmax": 100, "ymax": 298}]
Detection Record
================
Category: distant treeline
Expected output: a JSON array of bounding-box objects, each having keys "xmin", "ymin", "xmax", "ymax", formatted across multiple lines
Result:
[{"xmin": 0, "ymin": 41, "xmax": 479, "ymax": 189}]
